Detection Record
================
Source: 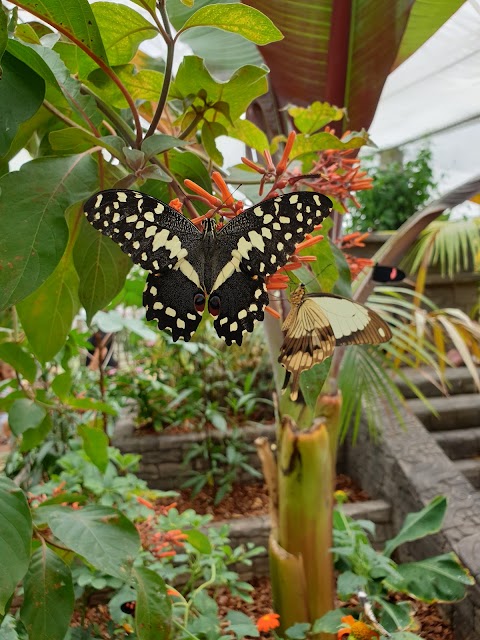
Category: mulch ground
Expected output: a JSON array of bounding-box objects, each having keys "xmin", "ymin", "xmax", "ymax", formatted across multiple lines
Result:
[{"xmin": 163, "ymin": 473, "xmax": 370, "ymax": 522}]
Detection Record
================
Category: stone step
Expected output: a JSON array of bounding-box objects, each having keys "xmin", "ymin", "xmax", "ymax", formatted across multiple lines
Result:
[
  {"xmin": 454, "ymin": 458, "xmax": 480, "ymax": 489},
  {"xmin": 397, "ymin": 367, "xmax": 480, "ymax": 399},
  {"xmin": 407, "ymin": 394, "xmax": 480, "ymax": 431},
  {"xmin": 219, "ymin": 499, "xmax": 392, "ymax": 579},
  {"xmin": 434, "ymin": 428, "xmax": 480, "ymax": 460}
]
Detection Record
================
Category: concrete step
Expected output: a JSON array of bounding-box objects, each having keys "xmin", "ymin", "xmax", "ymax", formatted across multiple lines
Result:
[
  {"xmin": 434, "ymin": 428, "xmax": 480, "ymax": 460},
  {"xmin": 407, "ymin": 394, "xmax": 480, "ymax": 431},
  {"xmin": 454, "ymin": 458, "xmax": 480, "ymax": 489},
  {"xmin": 397, "ymin": 367, "xmax": 480, "ymax": 399}
]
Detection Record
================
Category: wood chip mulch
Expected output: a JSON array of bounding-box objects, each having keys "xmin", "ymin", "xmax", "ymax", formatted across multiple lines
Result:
[{"xmin": 164, "ymin": 473, "xmax": 369, "ymax": 522}]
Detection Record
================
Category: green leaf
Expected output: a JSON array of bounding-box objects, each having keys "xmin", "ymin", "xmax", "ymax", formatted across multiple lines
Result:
[
  {"xmin": 201, "ymin": 121, "xmax": 225, "ymax": 165},
  {"xmin": 91, "ymin": 2, "xmax": 157, "ymax": 67},
  {"xmin": 78, "ymin": 424, "xmax": 109, "ymax": 473},
  {"xmin": 0, "ymin": 155, "xmax": 98, "ymax": 311},
  {"xmin": 45, "ymin": 505, "xmax": 140, "ymax": 580},
  {"xmin": 389, "ymin": 633, "xmax": 423, "ymax": 640},
  {"xmin": 0, "ymin": 342, "xmax": 36, "ymax": 383},
  {"xmin": 179, "ymin": 3, "xmax": 282, "ymax": 44},
  {"xmin": 383, "ymin": 496, "xmax": 447, "ymax": 558},
  {"xmin": 299, "ymin": 359, "xmax": 332, "ymax": 409},
  {"xmin": 8, "ymin": 398, "xmax": 46, "ymax": 436},
  {"xmin": 0, "ymin": 6, "xmax": 7, "ymax": 70},
  {"xmin": 336, "ymin": 571, "xmax": 368, "ymax": 599},
  {"xmin": 14, "ymin": 0, "xmax": 107, "ymax": 62},
  {"xmin": 0, "ymin": 51, "xmax": 45, "ymax": 156},
  {"xmin": 171, "ymin": 56, "xmax": 268, "ymax": 124},
  {"xmin": 185, "ymin": 529, "xmax": 212, "ymax": 554},
  {"xmin": 226, "ymin": 610, "xmax": 259, "ymax": 638},
  {"xmin": 292, "ymin": 131, "xmax": 370, "ymax": 159},
  {"xmin": 20, "ymin": 413, "xmax": 53, "ymax": 452},
  {"xmin": 17, "ymin": 250, "xmax": 80, "ymax": 363},
  {"xmin": 289, "ymin": 102, "xmax": 345, "ymax": 134},
  {"xmin": 393, "ymin": 553, "xmax": 474, "ymax": 603},
  {"xmin": 285, "ymin": 622, "xmax": 311, "ymax": 639},
  {"xmin": 311, "ymin": 608, "xmax": 354, "ymax": 634},
  {"xmin": 87, "ymin": 64, "xmax": 164, "ymax": 109},
  {"xmin": 141, "ymin": 135, "xmax": 189, "ymax": 159},
  {"xmin": 375, "ymin": 598, "xmax": 413, "ymax": 634},
  {"xmin": 73, "ymin": 216, "xmax": 132, "ymax": 323},
  {"xmin": 63, "ymin": 396, "xmax": 117, "ymax": 415},
  {"xmin": 51, "ymin": 370, "xmax": 73, "ymax": 400},
  {"xmin": 226, "ymin": 118, "xmax": 269, "ymax": 153},
  {"xmin": 20, "ymin": 547, "xmax": 74, "ymax": 640},
  {"xmin": 6, "ymin": 39, "xmax": 59, "ymax": 88},
  {"xmin": 49, "ymin": 128, "xmax": 125, "ymax": 160},
  {"xmin": 0, "ymin": 477, "xmax": 32, "ymax": 615},
  {"xmin": 133, "ymin": 566, "xmax": 172, "ymax": 640}
]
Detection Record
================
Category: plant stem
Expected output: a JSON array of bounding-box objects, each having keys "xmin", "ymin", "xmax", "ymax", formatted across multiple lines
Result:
[{"xmin": 144, "ymin": 0, "xmax": 175, "ymax": 140}]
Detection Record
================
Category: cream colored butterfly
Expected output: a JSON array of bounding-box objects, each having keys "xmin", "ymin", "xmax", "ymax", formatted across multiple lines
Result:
[{"xmin": 279, "ymin": 284, "xmax": 392, "ymax": 401}]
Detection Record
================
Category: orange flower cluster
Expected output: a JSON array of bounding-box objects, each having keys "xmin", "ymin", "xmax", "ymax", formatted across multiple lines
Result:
[
  {"xmin": 136, "ymin": 502, "xmax": 187, "ymax": 560},
  {"xmin": 337, "ymin": 615, "xmax": 379, "ymax": 640},
  {"xmin": 335, "ymin": 232, "xmax": 374, "ymax": 280},
  {"xmin": 256, "ymin": 612, "xmax": 280, "ymax": 632},
  {"xmin": 292, "ymin": 128, "xmax": 373, "ymax": 211}
]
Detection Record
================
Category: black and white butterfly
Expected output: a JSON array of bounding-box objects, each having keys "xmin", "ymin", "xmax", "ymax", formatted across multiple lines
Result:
[
  {"xmin": 279, "ymin": 284, "xmax": 392, "ymax": 400},
  {"xmin": 84, "ymin": 190, "xmax": 332, "ymax": 345}
]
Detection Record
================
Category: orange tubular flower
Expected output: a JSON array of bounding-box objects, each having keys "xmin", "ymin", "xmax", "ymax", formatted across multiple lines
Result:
[
  {"xmin": 169, "ymin": 198, "xmax": 183, "ymax": 212},
  {"xmin": 136, "ymin": 496, "xmax": 155, "ymax": 510},
  {"xmin": 256, "ymin": 612, "xmax": 281, "ymax": 633}
]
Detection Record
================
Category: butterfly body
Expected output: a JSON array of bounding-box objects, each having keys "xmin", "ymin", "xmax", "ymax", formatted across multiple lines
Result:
[
  {"xmin": 279, "ymin": 284, "xmax": 392, "ymax": 400},
  {"xmin": 84, "ymin": 189, "xmax": 332, "ymax": 345}
]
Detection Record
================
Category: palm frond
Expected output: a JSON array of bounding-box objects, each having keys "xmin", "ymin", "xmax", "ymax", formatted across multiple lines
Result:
[{"xmin": 401, "ymin": 218, "xmax": 480, "ymax": 278}]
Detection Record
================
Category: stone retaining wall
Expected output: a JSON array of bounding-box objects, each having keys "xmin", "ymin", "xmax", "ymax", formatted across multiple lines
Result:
[{"xmin": 342, "ymin": 407, "xmax": 480, "ymax": 640}]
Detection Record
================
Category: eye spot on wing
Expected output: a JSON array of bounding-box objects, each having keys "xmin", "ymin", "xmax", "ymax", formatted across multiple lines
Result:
[
  {"xmin": 103, "ymin": 220, "xmax": 109, "ymax": 227},
  {"xmin": 145, "ymin": 212, "xmax": 155, "ymax": 222},
  {"xmin": 153, "ymin": 260, "xmax": 159, "ymax": 270},
  {"xmin": 133, "ymin": 241, "xmax": 140, "ymax": 250},
  {"xmin": 112, "ymin": 212, "xmax": 120, "ymax": 223},
  {"xmin": 150, "ymin": 286, "xmax": 157, "ymax": 295},
  {"xmin": 141, "ymin": 253, "xmax": 148, "ymax": 261},
  {"xmin": 153, "ymin": 302, "xmax": 163, "ymax": 310},
  {"xmin": 187, "ymin": 313, "xmax": 197, "ymax": 320},
  {"xmin": 263, "ymin": 214, "xmax": 274, "ymax": 224},
  {"xmin": 220, "ymin": 317, "xmax": 228, "ymax": 325},
  {"xmin": 117, "ymin": 192, "xmax": 128, "ymax": 203},
  {"xmin": 238, "ymin": 309, "xmax": 247, "ymax": 320},
  {"xmin": 297, "ymin": 212, "xmax": 303, "ymax": 222},
  {"xmin": 254, "ymin": 289, "xmax": 263, "ymax": 299},
  {"xmin": 261, "ymin": 228, "xmax": 272, "ymax": 239},
  {"xmin": 249, "ymin": 303, "xmax": 258, "ymax": 311},
  {"xmin": 273, "ymin": 223, "xmax": 281, "ymax": 231},
  {"xmin": 270, "ymin": 255, "xmax": 277, "ymax": 264},
  {"xmin": 155, "ymin": 203, "xmax": 164, "ymax": 214},
  {"xmin": 378, "ymin": 327, "xmax": 386, "ymax": 338},
  {"xmin": 113, "ymin": 201, "xmax": 120, "ymax": 209},
  {"xmin": 177, "ymin": 318, "xmax": 185, "ymax": 329},
  {"xmin": 279, "ymin": 216, "xmax": 289, "ymax": 224},
  {"xmin": 230, "ymin": 322, "xmax": 238, "ymax": 332},
  {"xmin": 145, "ymin": 225, "xmax": 156, "ymax": 238},
  {"xmin": 94, "ymin": 212, "xmax": 101, "ymax": 221},
  {"xmin": 165, "ymin": 307, "xmax": 176, "ymax": 317},
  {"xmin": 136, "ymin": 221, "xmax": 145, "ymax": 229},
  {"xmin": 289, "ymin": 194, "xmax": 299, "ymax": 204},
  {"xmin": 125, "ymin": 232, "xmax": 132, "ymax": 240},
  {"xmin": 254, "ymin": 206, "xmax": 264, "ymax": 217},
  {"xmin": 95, "ymin": 194, "xmax": 103, "ymax": 208},
  {"xmin": 277, "ymin": 242, "xmax": 284, "ymax": 251},
  {"xmin": 126, "ymin": 214, "xmax": 138, "ymax": 223}
]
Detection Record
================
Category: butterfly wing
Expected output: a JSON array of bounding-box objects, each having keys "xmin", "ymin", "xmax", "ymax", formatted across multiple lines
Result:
[
  {"xmin": 307, "ymin": 294, "xmax": 392, "ymax": 346},
  {"xmin": 372, "ymin": 264, "xmax": 406, "ymax": 283},
  {"xmin": 209, "ymin": 192, "xmax": 332, "ymax": 344},
  {"xmin": 84, "ymin": 189, "xmax": 203, "ymax": 274},
  {"xmin": 278, "ymin": 298, "xmax": 336, "ymax": 401},
  {"xmin": 84, "ymin": 189, "xmax": 206, "ymax": 341},
  {"xmin": 212, "ymin": 272, "xmax": 268, "ymax": 346}
]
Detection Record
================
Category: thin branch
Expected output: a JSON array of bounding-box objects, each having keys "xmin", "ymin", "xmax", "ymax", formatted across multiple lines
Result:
[
  {"xmin": 144, "ymin": 0, "xmax": 175, "ymax": 139},
  {"xmin": 80, "ymin": 85, "xmax": 137, "ymax": 146},
  {"xmin": 43, "ymin": 100, "xmax": 89, "ymax": 131}
]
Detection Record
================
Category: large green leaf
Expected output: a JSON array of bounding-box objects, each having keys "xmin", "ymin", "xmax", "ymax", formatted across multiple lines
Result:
[
  {"xmin": 44, "ymin": 505, "xmax": 140, "ymax": 579},
  {"xmin": 20, "ymin": 547, "xmax": 74, "ymax": 640},
  {"xmin": 10, "ymin": 0, "xmax": 107, "ymax": 62},
  {"xmin": 0, "ymin": 6, "xmax": 7, "ymax": 70},
  {"xmin": 383, "ymin": 496, "xmax": 447, "ymax": 558},
  {"xmin": 133, "ymin": 567, "xmax": 172, "ymax": 640},
  {"xmin": 0, "ymin": 342, "xmax": 37, "ymax": 383},
  {"xmin": 0, "ymin": 155, "xmax": 97, "ymax": 311},
  {"xmin": 0, "ymin": 51, "xmax": 45, "ymax": 156},
  {"xmin": 73, "ymin": 216, "xmax": 131, "ymax": 323},
  {"xmin": 168, "ymin": 0, "xmax": 262, "ymax": 75},
  {"xmin": 87, "ymin": 65, "xmax": 165, "ymax": 109},
  {"xmin": 393, "ymin": 0, "xmax": 465, "ymax": 68},
  {"xmin": 17, "ymin": 249, "xmax": 80, "ymax": 363},
  {"xmin": 243, "ymin": 0, "xmax": 460, "ymax": 131},
  {"xmin": 393, "ymin": 553, "xmax": 474, "ymax": 603},
  {"xmin": 8, "ymin": 398, "xmax": 46, "ymax": 436},
  {"xmin": 91, "ymin": 2, "xmax": 157, "ymax": 67},
  {"xmin": 171, "ymin": 55, "xmax": 268, "ymax": 123},
  {"xmin": 0, "ymin": 477, "xmax": 32, "ymax": 615},
  {"xmin": 374, "ymin": 598, "xmax": 413, "ymax": 634},
  {"xmin": 20, "ymin": 413, "xmax": 53, "ymax": 452},
  {"xmin": 179, "ymin": 3, "xmax": 282, "ymax": 44},
  {"xmin": 78, "ymin": 424, "xmax": 109, "ymax": 474}
]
